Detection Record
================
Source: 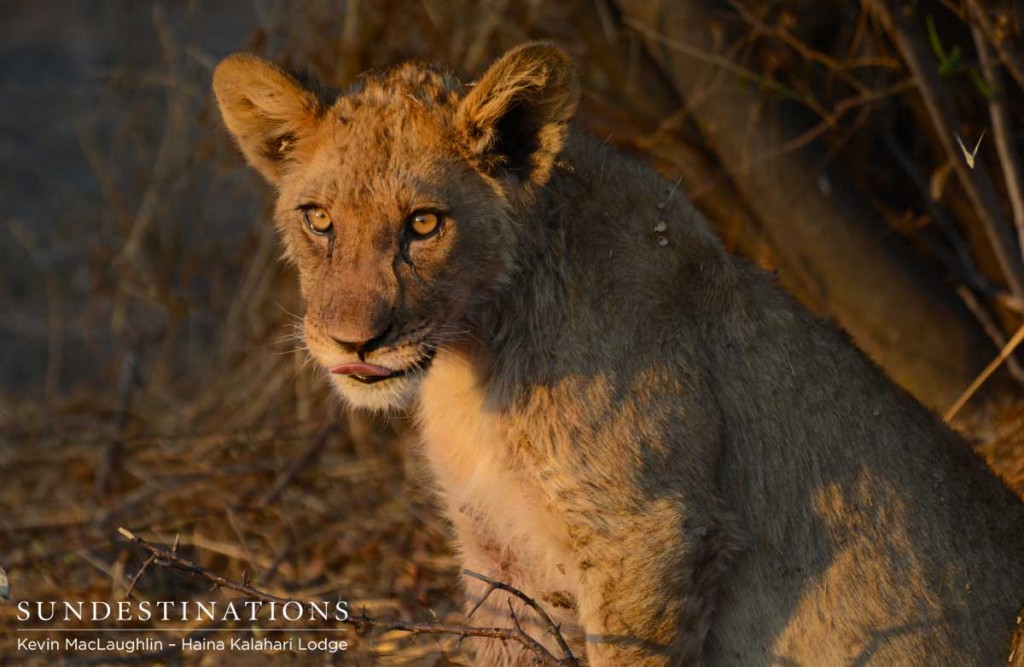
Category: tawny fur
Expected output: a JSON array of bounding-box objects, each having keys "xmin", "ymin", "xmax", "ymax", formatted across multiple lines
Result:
[{"xmin": 213, "ymin": 42, "xmax": 1024, "ymax": 666}]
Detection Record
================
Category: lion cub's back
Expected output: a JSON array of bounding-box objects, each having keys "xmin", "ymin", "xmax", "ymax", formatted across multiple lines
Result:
[{"xmin": 703, "ymin": 268, "xmax": 1024, "ymax": 663}]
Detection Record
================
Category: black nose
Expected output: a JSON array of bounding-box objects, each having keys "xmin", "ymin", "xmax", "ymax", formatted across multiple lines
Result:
[{"xmin": 330, "ymin": 324, "xmax": 393, "ymax": 360}]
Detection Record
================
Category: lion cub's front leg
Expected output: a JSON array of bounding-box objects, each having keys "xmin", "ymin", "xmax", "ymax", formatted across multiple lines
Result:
[
  {"xmin": 511, "ymin": 372, "xmax": 739, "ymax": 665},
  {"xmin": 450, "ymin": 512, "xmax": 584, "ymax": 667},
  {"xmin": 569, "ymin": 498, "xmax": 735, "ymax": 666}
]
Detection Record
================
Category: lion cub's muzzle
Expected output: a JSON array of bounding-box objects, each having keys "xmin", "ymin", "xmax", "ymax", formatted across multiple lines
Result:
[
  {"xmin": 307, "ymin": 310, "xmax": 439, "ymax": 408},
  {"xmin": 322, "ymin": 317, "xmax": 436, "ymax": 383}
]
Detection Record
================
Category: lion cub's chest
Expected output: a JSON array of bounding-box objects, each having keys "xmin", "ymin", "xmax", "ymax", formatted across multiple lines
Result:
[{"xmin": 416, "ymin": 353, "xmax": 576, "ymax": 591}]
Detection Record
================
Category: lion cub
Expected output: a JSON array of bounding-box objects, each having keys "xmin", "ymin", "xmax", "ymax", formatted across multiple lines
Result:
[{"xmin": 214, "ymin": 43, "xmax": 1024, "ymax": 665}]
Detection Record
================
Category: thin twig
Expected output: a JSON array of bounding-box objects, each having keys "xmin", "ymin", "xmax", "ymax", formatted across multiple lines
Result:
[
  {"xmin": 463, "ymin": 569, "xmax": 577, "ymax": 664},
  {"xmin": 957, "ymin": 286, "xmax": 1024, "ymax": 384},
  {"xmin": 626, "ymin": 14, "xmax": 914, "ymax": 172},
  {"xmin": 725, "ymin": 0, "xmax": 884, "ymax": 93},
  {"xmin": 624, "ymin": 18, "xmax": 831, "ymax": 120},
  {"xmin": 7, "ymin": 220, "xmax": 63, "ymax": 403},
  {"xmin": 865, "ymin": 0, "xmax": 1024, "ymax": 303},
  {"xmin": 741, "ymin": 77, "xmax": 916, "ymax": 170},
  {"xmin": 946, "ymin": 323, "xmax": 1024, "ymax": 421},
  {"xmin": 507, "ymin": 598, "xmax": 557, "ymax": 663},
  {"xmin": 881, "ymin": 133, "xmax": 1023, "ymax": 313},
  {"xmin": 118, "ymin": 529, "xmax": 579, "ymax": 666},
  {"xmin": 465, "ymin": 581, "xmax": 498, "ymax": 620},
  {"xmin": 972, "ymin": 19, "xmax": 1024, "ymax": 261},
  {"xmin": 122, "ymin": 554, "xmax": 156, "ymax": 600},
  {"xmin": 116, "ymin": 4, "xmax": 186, "ymax": 269},
  {"xmin": 965, "ymin": 0, "xmax": 1024, "ymax": 92}
]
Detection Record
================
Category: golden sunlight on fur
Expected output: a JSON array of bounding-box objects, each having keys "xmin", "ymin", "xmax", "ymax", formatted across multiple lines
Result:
[{"xmin": 214, "ymin": 42, "xmax": 1024, "ymax": 666}]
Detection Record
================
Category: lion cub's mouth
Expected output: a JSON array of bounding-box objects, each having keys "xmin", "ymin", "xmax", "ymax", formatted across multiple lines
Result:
[{"xmin": 330, "ymin": 348, "xmax": 436, "ymax": 385}]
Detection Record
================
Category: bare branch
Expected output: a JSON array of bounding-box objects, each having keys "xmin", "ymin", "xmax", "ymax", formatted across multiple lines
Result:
[
  {"xmin": 118, "ymin": 529, "xmax": 579, "ymax": 667},
  {"xmin": 972, "ymin": 19, "xmax": 1024, "ymax": 261},
  {"xmin": 881, "ymin": 133, "xmax": 1024, "ymax": 314},
  {"xmin": 624, "ymin": 17, "xmax": 832, "ymax": 120},
  {"xmin": 464, "ymin": 568, "xmax": 577, "ymax": 664},
  {"xmin": 465, "ymin": 581, "xmax": 498, "ymax": 620},
  {"xmin": 965, "ymin": 0, "xmax": 1024, "ymax": 92},
  {"xmin": 724, "ymin": 0, "xmax": 887, "ymax": 94},
  {"xmin": 742, "ymin": 77, "xmax": 917, "ymax": 170},
  {"xmin": 122, "ymin": 553, "xmax": 155, "ymax": 600},
  {"xmin": 946, "ymin": 323, "xmax": 1024, "ymax": 421},
  {"xmin": 957, "ymin": 286, "xmax": 1024, "ymax": 384},
  {"xmin": 627, "ymin": 12, "xmax": 916, "ymax": 171},
  {"xmin": 864, "ymin": 0, "xmax": 1024, "ymax": 302},
  {"xmin": 505, "ymin": 598, "xmax": 557, "ymax": 663}
]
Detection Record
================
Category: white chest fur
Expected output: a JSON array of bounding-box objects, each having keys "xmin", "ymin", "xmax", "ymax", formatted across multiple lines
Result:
[{"xmin": 415, "ymin": 351, "xmax": 578, "ymax": 595}]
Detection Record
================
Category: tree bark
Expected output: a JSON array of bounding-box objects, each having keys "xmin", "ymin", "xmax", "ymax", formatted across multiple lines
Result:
[{"xmin": 614, "ymin": 0, "xmax": 991, "ymax": 412}]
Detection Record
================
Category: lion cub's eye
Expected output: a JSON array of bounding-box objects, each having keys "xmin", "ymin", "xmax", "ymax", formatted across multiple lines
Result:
[
  {"xmin": 408, "ymin": 211, "xmax": 442, "ymax": 239},
  {"xmin": 302, "ymin": 207, "xmax": 333, "ymax": 235}
]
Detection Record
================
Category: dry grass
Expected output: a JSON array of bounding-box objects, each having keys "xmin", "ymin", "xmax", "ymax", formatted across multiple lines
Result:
[{"xmin": 0, "ymin": 385, "xmax": 467, "ymax": 665}]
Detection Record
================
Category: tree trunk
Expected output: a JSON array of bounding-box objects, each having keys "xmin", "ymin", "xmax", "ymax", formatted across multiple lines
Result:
[{"xmin": 614, "ymin": 0, "xmax": 991, "ymax": 412}]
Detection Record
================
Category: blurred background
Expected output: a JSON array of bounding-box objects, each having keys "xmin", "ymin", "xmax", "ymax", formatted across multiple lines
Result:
[{"xmin": 2, "ymin": 0, "xmax": 1023, "ymax": 664}]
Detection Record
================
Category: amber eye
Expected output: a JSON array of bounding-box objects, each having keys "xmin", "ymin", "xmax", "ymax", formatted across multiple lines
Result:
[
  {"xmin": 408, "ymin": 211, "xmax": 441, "ymax": 239},
  {"xmin": 302, "ymin": 207, "xmax": 333, "ymax": 235}
]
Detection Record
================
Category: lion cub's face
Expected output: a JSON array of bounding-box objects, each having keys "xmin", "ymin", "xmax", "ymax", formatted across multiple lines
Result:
[{"xmin": 214, "ymin": 44, "xmax": 579, "ymax": 411}]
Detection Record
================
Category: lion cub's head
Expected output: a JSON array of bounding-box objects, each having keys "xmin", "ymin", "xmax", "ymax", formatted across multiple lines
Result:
[{"xmin": 214, "ymin": 44, "xmax": 579, "ymax": 411}]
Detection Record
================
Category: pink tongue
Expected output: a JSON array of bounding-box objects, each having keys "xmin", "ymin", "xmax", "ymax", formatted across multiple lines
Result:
[{"xmin": 330, "ymin": 362, "xmax": 394, "ymax": 377}]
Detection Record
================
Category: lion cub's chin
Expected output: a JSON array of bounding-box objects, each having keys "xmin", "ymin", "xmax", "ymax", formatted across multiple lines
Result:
[{"xmin": 329, "ymin": 372, "xmax": 423, "ymax": 412}]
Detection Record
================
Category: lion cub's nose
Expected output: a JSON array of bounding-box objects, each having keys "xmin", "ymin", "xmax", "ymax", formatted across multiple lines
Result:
[{"xmin": 329, "ymin": 324, "xmax": 393, "ymax": 360}]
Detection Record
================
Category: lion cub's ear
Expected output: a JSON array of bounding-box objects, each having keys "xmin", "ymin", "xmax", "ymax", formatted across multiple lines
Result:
[
  {"xmin": 212, "ymin": 54, "xmax": 324, "ymax": 184},
  {"xmin": 457, "ymin": 42, "xmax": 580, "ymax": 188}
]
